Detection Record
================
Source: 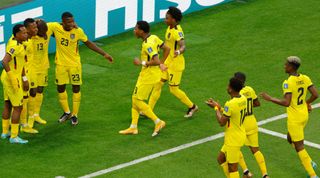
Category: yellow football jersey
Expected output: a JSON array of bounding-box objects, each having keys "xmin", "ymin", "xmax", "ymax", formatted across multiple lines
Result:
[
  {"xmin": 30, "ymin": 30, "xmax": 52, "ymax": 73},
  {"xmin": 137, "ymin": 35, "xmax": 163, "ymax": 85},
  {"xmin": 164, "ymin": 25, "xmax": 185, "ymax": 71},
  {"xmin": 222, "ymin": 95, "xmax": 247, "ymax": 147},
  {"xmin": 283, "ymin": 74, "xmax": 313, "ymax": 123},
  {"xmin": 48, "ymin": 22, "xmax": 88, "ymax": 67},
  {"xmin": 23, "ymin": 38, "xmax": 34, "ymax": 72},
  {"xmin": 240, "ymin": 86, "xmax": 258, "ymax": 134},
  {"xmin": 1, "ymin": 38, "xmax": 26, "ymax": 85}
]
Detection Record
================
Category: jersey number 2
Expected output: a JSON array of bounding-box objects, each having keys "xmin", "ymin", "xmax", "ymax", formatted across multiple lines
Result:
[{"xmin": 297, "ymin": 87, "xmax": 304, "ymax": 105}]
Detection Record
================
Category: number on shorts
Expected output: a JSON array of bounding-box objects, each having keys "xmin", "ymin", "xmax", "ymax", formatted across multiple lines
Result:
[
  {"xmin": 37, "ymin": 43, "xmax": 44, "ymax": 50},
  {"xmin": 169, "ymin": 74, "xmax": 174, "ymax": 81},
  {"xmin": 72, "ymin": 74, "xmax": 80, "ymax": 82}
]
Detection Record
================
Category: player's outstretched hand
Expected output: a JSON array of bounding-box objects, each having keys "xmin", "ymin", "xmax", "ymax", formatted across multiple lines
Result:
[
  {"xmin": 160, "ymin": 64, "xmax": 168, "ymax": 71},
  {"xmin": 205, "ymin": 98, "xmax": 220, "ymax": 109},
  {"xmin": 133, "ymin": 57, "xmax": 141, "ymax": 66},
  {"xmin": 104, "ymin": 54, "xmax": 113, "ymax": 63},
  {"xmin": 260, "ymin": 92, "xmax": 271, "ymax": 101}
]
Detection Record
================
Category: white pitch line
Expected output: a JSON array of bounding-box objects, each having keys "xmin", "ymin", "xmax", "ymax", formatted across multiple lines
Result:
[
  {"xmin": 78, "ymin": 103, "xmax": 320, "ymax": 178},
  {"xmin": 259, "ymin": 127, "xmax": 320, "ymax": 150}
]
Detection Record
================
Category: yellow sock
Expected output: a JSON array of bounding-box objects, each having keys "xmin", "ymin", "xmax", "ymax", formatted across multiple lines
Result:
[
  {"xmin": 131, "ymin": 108, "xmax": 139, "ymax": 127},
  {"xmin": 298, "ymin": 149, "xmax": 316, "ymax": 177},
  {"xmin": 20, "ymin": 98, "xmax": 28, "ymax": 125},
  {"xmin": 10, "ymin": 123, "xmax": 19, "ymax": 138},
  {"xmin": 34, "ymin": 93, "xmax": 43, "ymax": 116},
  {"xmin": 229, "ymin": 171, "xmax": 240, "ymax": 178},
  {"xmin": 58, "ymin": 91, "xmax": 70, "ymax": 113},
  {"xmin": 220, "ymin": 162, "xmax": 230, "ymax": 178},
  {"xmin": 133, "ymin": 98, "xmax": 158, "ymax": 122},
  {"xmin": 254, "ymin": 151, "xmax": 268, "ymax": 176},
  {"xmin": 72, "ymin": 92, "xmax": 81, "ymax": 116},
  {"xmin": 169, "ymin": 86, "xmax": 193, "ymax": 108},
  {"xmin": 238, "ymin": 152, "xmax": 248, "ymax": 172},
  {"xmin": 148, "ymin": 81, "xmax": 164, "ymax": 110},
  {"xmin": 2, "ymin": 119, "xmax": 10, "ymax": 134},
  {"xmin": 28, "ymin": 116, "xmax": 35, "ymax": 128},
  {"xmin": 28, "ymin": 96, "xmax": 35, "ymax": 119}
]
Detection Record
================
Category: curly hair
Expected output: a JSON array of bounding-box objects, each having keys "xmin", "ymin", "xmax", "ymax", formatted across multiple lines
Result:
[{"xmin": 167, "ymin": 6, "xmax": 183, "ymax": 22}]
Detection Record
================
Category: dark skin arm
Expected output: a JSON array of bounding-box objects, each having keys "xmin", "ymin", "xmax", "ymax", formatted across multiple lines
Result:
[
  {"xmin": 306, "ymin": 85, "xmax": 318, "ymax": 111},
  {"xmin": 206, "ymin": 98, "xmax": 229, "ymax": 126},
  {"xmin": 159, "ymin": 44, "xmax": 170, "ymax": 71},
  {"xmin": 134, "ymin": 54, "xmax": 161, "ymax": 66},
  {"xmin": 174, "ymin": 39, "xmax": 186, "ymax": 57},
  {"xmin": 2, "ymin": 53, "xmax": 12, "ymax": 72},
  {"xmin": 22, "ymin": 67, "xmax": 29, "ymax": 91},
  {"xmin": 84, "ymin": 40, "xmax": 113, "ymax": 62},
  {"xmin": 260, "ymin": 92, "xmax": 292, "ymax": 107}
]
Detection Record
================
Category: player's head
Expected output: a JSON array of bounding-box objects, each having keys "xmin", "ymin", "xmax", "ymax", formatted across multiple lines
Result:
[
  {"xmin": 61, "ymin": 12, "xmax": 75, "ymax": 31},
  {"xmin": 36, "ymin": 19, "xmax": 48, "ymax": 38},
  {"xmin": 285, "ymin": 56, "xmax": 301, "ymax": 73},
  {"xmin": 134, "ymin": 21, "xmax": 150, "ymax": 38},
  {"xmin": 24, "ymin": 18, "xmax": 38, "ymax": 37},
  {"xmin": 165, "ymin": 6, "xmax": 183, "ymax": 26},
  {"xmin": 234, "ymin": 72, "xmax": 246, "ymax": 86},
  {"xmin": 227, "ymin": 77, "xmax": 243, "ymax": 95},
  {"xmin": 13, "ymin": 24, "xmax": 28, "ymax": 42}
]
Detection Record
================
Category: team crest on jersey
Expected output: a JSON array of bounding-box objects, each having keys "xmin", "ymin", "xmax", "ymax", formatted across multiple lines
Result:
[
  {"xmin": 178, "ymin": 32, "xmax": 184, "ymax": 38},
  {"xmin": 70, "ymin": 34, "xmax": 75, "ymax": 39},
  {"xmin": 284, "ymin": 83, "xmax": 288, "ymax": 89},
  {"xmin": 147, "ymin": 47, "xmax": 153, "ymax": 53},
  {"xmin": 9, "ymin": 48, "xmax": 15, "ymax": 54},
  {"xmin": 224, "ymin": 106, "xmax": 229, "ymax": 112}
]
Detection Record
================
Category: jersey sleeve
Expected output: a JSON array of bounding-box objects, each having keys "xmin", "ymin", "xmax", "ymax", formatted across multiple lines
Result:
[
  {"xmin": 174, "ymin": 29, "xmax": 184, "ymax": 42},
  {"xmin": 251, "ymin": 88, "xmax": 258, "ymax": 100},
  {"xmin": 304, "ymin": 75, "xmax": 313, "ymax": 88},
  {"xmin": 78, "ymin": 28, "xmax": 88, "ymax": 42},
  {"xmin": 282, "ymin": 80, "xmax": 292, "ymax": 94},
  {"xmin": 47, "ymin": 22, "xmax": 57, "ymax": 33},
  {"xmin": 145, "ymin": 43, "xmax": 158, "ymax": 59},
  {"xmin": 223, "ymin": 101, "xmax": 232, "ymax": 117},
  {"xmin": 6, "ymin": 43, "xmax": 16, "ymax": 57}
]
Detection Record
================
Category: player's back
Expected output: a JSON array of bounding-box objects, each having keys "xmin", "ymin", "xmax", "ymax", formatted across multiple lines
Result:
[
  {"xmin": 283, "ymin": 74, "xmax": 313, "ymax": 122},
  {"xmin": 31, "ymin": 31, "xmax": 51, "ymax": 72},
  {"xmin": 164, "ymin": 25, "xmax": 185, "ymax": 71},
  {"xmin": 138, "ymin": 34, "xmax": 162, "ymax": 85},
  {"xmin": 223, "ymin": 95, "xmax": 247, "ymax": 147},
  {"xmin": 240, "ymin": 86, "xmax": 258, "ymax": 134}
]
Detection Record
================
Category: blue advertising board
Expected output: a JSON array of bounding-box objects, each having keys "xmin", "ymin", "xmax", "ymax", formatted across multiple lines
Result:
[{"xmin": 0, "ymin": 0, "xmax": 231, "ymax": 58}]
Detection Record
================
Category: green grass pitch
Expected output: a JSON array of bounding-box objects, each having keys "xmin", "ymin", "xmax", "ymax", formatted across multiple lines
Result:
[{"xmin": 0, "ymin": 0, "xmax": 320, "ymax": 177}]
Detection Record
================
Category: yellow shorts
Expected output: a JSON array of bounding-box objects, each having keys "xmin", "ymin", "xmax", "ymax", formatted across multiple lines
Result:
[
  {"xmin": 3, "ymin": 84, "xmax": 23, "ymax": 107},
  {"xmin": 28, "ymin": 70, "xmax": 38, "ymax": 89},
  {"xmin": 288, "ymin": 120, "xmax": 308, "ymax": 142},
  {"xmin": 245, "ymin": 132, "xmax": 259, "ymax": 147},
  {"xmin": 55, "ymin": 65, "xmax": 82, "ymax": 85},
  {"xmin": 36, "ymin": 71, "xmax": 49, "ymax": 87},
  {"xmin": 220, "ymin": 145, "xmax": 241, "ymax": 164},
  {"xmin": 161, "ymin": 70, "xmax": 183, "ymax": 86},
  {"xmin": 132, "ymin": 83, "xmax": 154, "ymax": 101}
]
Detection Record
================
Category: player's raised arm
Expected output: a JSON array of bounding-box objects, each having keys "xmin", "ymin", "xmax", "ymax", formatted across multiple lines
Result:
[{"xmin": 84, "ymin": 40, "xmax": 113, "ymax": 62}]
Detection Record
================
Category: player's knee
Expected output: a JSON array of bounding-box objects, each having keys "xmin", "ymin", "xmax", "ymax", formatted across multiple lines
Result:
[
  {"xmin": 23, "ymin": 95, "xmax": 29, "ymax": 99},
  {"xmin": 217, "ymin": 152, "xmax": 226, "ymax": 164},
  {"xmin": 57, "ymin": 85, "xmax": 66, "ymax": 93},
  {"xmin": 169, "ymin": 85, "xmax": 179, "ymax": 94},
  {"xmin": 72, "ymin": 85, "xmax": 80, "ymax": 93},
  {"xmin": 250, "ymin": 147, "xmax": 259, "ymax": 154},
  {"xmin": 37, "ymin": 86, "xmax": 44, "ymax": 93},
  {"xmin": 228, "ymin": 163, "xmax": 238, "ymax": 172},
  {"xmin": 293, "ymin": 141, "xmax": 304, "ymax": 152},
  {"xmin": 13, "ymin": 106, "xmax": 23, "ymax": 113}
]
